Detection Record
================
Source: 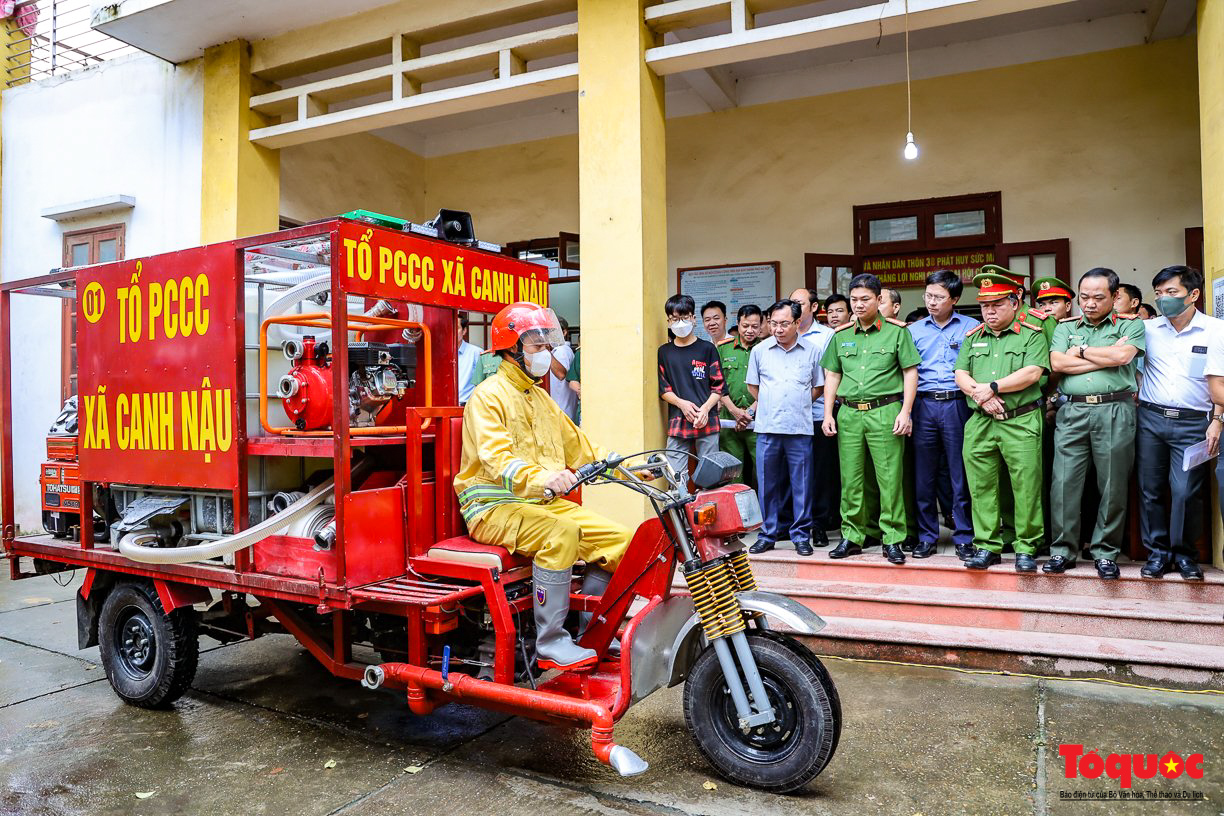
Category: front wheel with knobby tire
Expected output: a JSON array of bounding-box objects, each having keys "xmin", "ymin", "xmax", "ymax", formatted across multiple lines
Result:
[
  {"xmin": 98, "ymin": 581, "xmax": 199, "ymax": 708},
  {"xmin": 683, "ymin": 630, "xmax": 839, "ymax": 793}
]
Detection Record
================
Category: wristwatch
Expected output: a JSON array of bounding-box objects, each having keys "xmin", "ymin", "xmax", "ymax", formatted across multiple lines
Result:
[
  {"xmin": 1214, "ymin": 414, "xmax": 1224, "ymax": 425},
  {"xmin": 989, "ymin": 381, "xmax": 1000, "ymax": 395},
  {"xmin": 1077, "ymin": 344, "xmax": 1088, "ymax": 358}
]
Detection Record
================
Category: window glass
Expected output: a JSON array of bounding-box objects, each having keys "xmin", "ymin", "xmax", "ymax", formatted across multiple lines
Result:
[
  {"xmin": 837, "ymin": 266, "xmax": 853, "ymax": 294},
  {"xmin": 70, "ymin": 242, "xmax": 89, "ymax": 267},
  {"xmin": 934, "ymin": 210, "xmax": 986, "ymax": 237},
  {"xmin": 98, "ymin": 238, "xmax": 118, "ymax": 263},
  {"xmin": 868, "ymin": 216, "xmax": 918, "ymax": 244}
]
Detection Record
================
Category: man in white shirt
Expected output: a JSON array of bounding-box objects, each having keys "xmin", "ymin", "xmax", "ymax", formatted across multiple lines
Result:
[
  {"xmin": 456, "ymin": 314, "xmax": 483, "ymax": 405},
  {"xmin": 1138, "ymin": 266, "xmax": 1224, "ymax": 581},
  {"xmin": 548, "ymin": 317, "xmax": 578, "ymax": 421}
]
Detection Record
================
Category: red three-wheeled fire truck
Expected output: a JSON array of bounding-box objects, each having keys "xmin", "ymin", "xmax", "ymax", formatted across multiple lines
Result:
[{"xmin": 1, "ymin": 211, "xmax": 840, "ymax": 792}]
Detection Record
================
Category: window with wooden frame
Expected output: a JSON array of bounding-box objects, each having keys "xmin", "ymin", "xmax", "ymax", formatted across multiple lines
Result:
[
  {"xmin": 854, "ymin": 192, "xmax": 1002, "ymax": 256},
  {"xmin": 503, "ymin": 232, "xmax": 581, "ymax": 345},
  {"xmin": 62, "ymin": 224, "xmax": 124, "ymax": 401}
]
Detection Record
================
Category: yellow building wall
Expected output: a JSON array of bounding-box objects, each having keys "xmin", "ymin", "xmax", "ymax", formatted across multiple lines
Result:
[
  {"xmin": 420, "ymin": 38, "xmax": 1201, "ymax": 301},
  {"xmin": 280, "ymin": 132, "xmax": 427, "ymax": 225}
]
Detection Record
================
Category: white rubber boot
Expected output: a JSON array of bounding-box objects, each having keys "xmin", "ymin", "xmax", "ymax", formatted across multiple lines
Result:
[{"xmin": 532, "ymin": 564, "xmax": 598, "ymax": 671}]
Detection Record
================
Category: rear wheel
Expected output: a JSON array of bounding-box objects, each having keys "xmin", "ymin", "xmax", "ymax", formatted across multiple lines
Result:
[
  {"xmin": 98, "ymin": 581, "xmax": 198, "ymax": 708},
  {"xmin": 683, "ymin": 631, "xmax": 838, "ymax": 792}
]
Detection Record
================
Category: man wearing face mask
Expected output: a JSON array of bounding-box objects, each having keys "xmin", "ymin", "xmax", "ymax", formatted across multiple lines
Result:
[
  {"xmin": 1138, "ymin": 266, "xmax": 1224, "ymax": 581},
  {"xmin": 658, "ymin": 294, "xmax": 725, "ymax": 486},
  {"xmin": 456, "ymin": 302, "xmax": 632, "ymax": 671}
]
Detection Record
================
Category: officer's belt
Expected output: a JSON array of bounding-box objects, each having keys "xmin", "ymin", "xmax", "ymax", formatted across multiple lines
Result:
[
  {"xmin": 1066, "ymin": 390, "xmax": 1132, "ymax": 405},
  {"xmin": 1139, "ymin": 400, "xmax": 1211, "ymax": 421},
  {"xmin": 984, "ymin": 400, "xmax": 1042, "ymax": 421},
  {"xmin": 917, "ymin": 390, "xmax": 959, "ymax": 401},
  {"xmin": 844, "ymin": 393, "xmax": 903, "ymax": 412}
]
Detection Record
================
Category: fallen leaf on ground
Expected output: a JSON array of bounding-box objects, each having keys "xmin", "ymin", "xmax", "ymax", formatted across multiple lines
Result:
[
  {"xmin": 268, "ymin": 767, "xmax": 284, "ymax": 776},
  {"xmin": 135, "ymin": 792, "xmax": 155, "ymax": 800},
  {"xmin": 323, "ymin": 759, "xmax": 337, "ymax": 769},
  {"xmin": 702, "ymin": 781, "xmax": 717, "ymax": 791},
  {"xmin": 404, "ymin": 765, "xmax": 423, "ymax": 774}
]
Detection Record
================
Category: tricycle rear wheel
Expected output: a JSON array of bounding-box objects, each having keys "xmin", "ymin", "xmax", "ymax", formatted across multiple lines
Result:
[
  {"xmin": 98, "ymin": 581, "xmax": 198, "ymax": 708},
  {"xmin": 683, "ymin": 630, "xmax": 839, "ymax": 793}
]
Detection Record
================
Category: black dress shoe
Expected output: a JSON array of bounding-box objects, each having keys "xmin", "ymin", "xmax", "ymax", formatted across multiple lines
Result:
[
  {"xmin": 1015, "ymin": 553, "xmax": 1037, "ymax": 573},
  {"xmin": 748, "ymin": 539, "xmax": 775, "ymax": 554},
  {"xmin": 1175, "ymin": 555, "xmax": 1204, "ymax": 581},
  {"xmin": 1042, "ymin": 555, "xmax": 1077, "ymax": 574},
  {"xmin": 954, "ymin": 542, "xmax": 976, "ymax": 562},
  {"xmin": 912, "ymin": 541, "xmax": 937, "ymax": 559},
  {"xmin": 864, "ymin": 536, "xmax": 882, "ymax": 550},
  {"xmin": 901, "ymin": 537, "xmax": 916, "ymax": 553},
  {"xmin": 829, "ymin": 540, "xmax": 862, "ymax": 559},
  {"xmin": 1094, "ymin": 559, "xmax": 1120, "ymax": 580},
  {"xmin": 965, "ymin": 550, "xmax": 1001, "ymax": 570},
  {"xmin": 813, "ymin": 530, "xmax": 830, "ymax": 547},
  {"xmin": 883, "ymin": 544, "xmax": 906, "ymax": 564},
  {"xmin": 1140, "ymin": 554, "xmax": 1170, "ymax": 579},
  {"xmin": 794, "ymin": 540, "xmax": 814, "ymax": 557}
]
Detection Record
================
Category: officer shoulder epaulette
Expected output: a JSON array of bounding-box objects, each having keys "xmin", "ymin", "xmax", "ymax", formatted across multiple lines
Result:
[
  {"xmin": 716, "ymin": 336, "xmax": 735, "ymax": 346},
  {"xmin": 1020, "ymin": 320, "xmax": 1044, "ymax": 331},
  {"xmin": 1116, "ymin": 312, "xmax": 1139, "ymax": 320},
  {"xmin": 966, "ymin": 324, "xmax": 986, "ymax": 337},
  {"xmin": 1028, "ymin": 307, "xmax": 1049, "ymax": 319},
  {"xmin": 1059, "ymin": 316, "xmax": 1079, "ymax": 323},
  {"xmin": 835, "ymin": 322, "xmax": 855, "ymax": 332},
  {"xmin": 885, "ymin": 317, "xmax": 908, "ymax": 327}
]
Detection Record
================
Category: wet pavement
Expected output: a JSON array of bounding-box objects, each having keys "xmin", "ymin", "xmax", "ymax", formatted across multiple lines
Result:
[{"xmin": 2, "ymin": 570, "xmax": 1223, "ymax": 815}]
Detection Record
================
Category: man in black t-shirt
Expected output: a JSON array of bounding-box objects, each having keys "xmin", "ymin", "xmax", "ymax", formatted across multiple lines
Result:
[{"xmin": 658, "ymin": 294, "xmax": 725, "ymax": 485}]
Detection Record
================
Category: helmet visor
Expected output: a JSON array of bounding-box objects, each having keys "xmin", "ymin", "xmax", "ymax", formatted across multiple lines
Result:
[{"xmin": 519, "ymin": 326, "xmax": 565, "ymax": 349}]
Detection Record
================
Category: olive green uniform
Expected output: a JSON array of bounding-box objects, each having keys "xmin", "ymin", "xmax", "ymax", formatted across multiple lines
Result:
[
  {"xmin": 954, "ymin": 319, "xmax": 1050, "ymax": 554},
  {"xmin": 821, "ymin": 317, "xmax": 921, "ymax": 546},
  {"xmin": 1049, "ymin": 314, "xmax": 1145, "ymax": 561},
  {"xmin": 470, "ymin": 351, "xmax": 502, "ymax": 389},
  {"xmin": 717, "ymin": 336, "xmax": 757, "ymax": 488}
]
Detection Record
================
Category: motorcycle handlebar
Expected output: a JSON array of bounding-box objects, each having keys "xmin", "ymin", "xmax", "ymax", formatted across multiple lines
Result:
[{"xmin": 542, "ymin": 454, "xmax": 626, "ymax": 500}]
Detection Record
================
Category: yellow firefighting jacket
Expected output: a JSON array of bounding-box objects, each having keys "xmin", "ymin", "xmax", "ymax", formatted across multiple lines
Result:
[{"xmin": 455, "ymin": 359, "xmax": 608, "ymax": 527}]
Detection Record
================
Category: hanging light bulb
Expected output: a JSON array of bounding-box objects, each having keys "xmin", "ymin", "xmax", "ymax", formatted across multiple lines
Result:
[
  {"xmin": 903, "ymin": 131, "xmax": 918, "ymax": 160},
  {"xmin": 901, "ymin": 0, "xmax": 919, "ymax": 161}
]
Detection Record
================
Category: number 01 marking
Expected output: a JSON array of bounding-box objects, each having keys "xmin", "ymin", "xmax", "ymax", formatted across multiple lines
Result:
[{"xmin": 82, "ymin": 282, "xmax": 105, "ymax": 324}]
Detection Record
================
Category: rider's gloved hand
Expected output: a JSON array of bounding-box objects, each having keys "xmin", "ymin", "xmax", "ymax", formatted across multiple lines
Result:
[{"xmin": 544, "ymin": 469, "xmax": 579, "ymax": 496}]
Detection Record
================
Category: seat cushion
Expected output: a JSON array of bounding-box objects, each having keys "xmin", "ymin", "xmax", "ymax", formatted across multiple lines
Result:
[{"xmin": 427, "ymin": 536, "xmax": 531, "ymax": 570}]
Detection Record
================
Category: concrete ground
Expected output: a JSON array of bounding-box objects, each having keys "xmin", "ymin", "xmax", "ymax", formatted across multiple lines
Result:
[{"xmin": 2, "ymin": 570, "xmax": 1222, "ymax": 816}]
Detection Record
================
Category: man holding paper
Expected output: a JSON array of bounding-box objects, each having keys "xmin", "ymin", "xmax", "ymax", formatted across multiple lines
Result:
[
  {"xmin": 1046, "ymin": 268, "xmax": 1144, "ymax": 580},
  {"xmin": 1137, "ymin": 266, "xmax": 1224, "ymax": 581}
]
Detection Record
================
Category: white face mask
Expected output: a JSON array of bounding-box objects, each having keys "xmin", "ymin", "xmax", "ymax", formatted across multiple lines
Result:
[
  {"xmin": 671, "ymin": 320, "xmax": 694, "ymax": 338},
  {"xmin": 524, "ymin": 349, "xmax": 553, "ymax": 377}
]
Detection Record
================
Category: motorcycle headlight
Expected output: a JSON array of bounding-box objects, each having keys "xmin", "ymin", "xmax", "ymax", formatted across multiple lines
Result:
[{"xmin": 733, "ymin": 488, "xmax": 762, "ymax": 530}]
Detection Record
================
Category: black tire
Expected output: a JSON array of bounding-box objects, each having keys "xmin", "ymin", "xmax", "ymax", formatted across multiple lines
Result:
[
  {"xmin": 683, "ymin": 631, "xmax": 838, "ymax": 793},
  {"xmin": 97, "ymin": 581, "xmax": 199, "ymax": 708},
  {"xmin": 752, "ymin": 629, "xmax": 842, "ymax": 770}
]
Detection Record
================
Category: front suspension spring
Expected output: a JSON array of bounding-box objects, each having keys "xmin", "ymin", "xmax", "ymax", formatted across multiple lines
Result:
[
  {"xmin": 684, "ymin": 560, "xmax": 746, "ymax": 640},
  {"xmin": 728, "ymin": 549, "xmax": 759, "ymax": 593}
]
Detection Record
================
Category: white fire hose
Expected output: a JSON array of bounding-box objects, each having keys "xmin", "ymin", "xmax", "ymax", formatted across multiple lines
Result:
[
  {"xmin": 118, "ymin": 476, "xmax": 336, "ymax": 565},
  {"xmin": 264, "ymin": 273, "xmax": 423, "ymax": 346}
]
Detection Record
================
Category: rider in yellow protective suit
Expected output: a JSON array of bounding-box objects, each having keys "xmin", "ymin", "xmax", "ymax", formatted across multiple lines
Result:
[{"xmin": 455, "ymin": 301, "xmax": 631, "ymax": 671}]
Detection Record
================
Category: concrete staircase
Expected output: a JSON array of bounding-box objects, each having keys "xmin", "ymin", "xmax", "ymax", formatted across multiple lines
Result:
[{"xmin": 740, "ymin": 550, "xmax": 1224, "ymax": 686}]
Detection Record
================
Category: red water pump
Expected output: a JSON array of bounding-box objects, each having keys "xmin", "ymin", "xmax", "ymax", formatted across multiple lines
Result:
[{"xmin": 277, "ymin": 335, "xmax": 416, "ymax": 431}]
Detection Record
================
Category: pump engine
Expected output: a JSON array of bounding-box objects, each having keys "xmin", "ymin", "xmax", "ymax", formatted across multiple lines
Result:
[{"xmin": 277, "ymin": 335, "xmax": 417, "ymax": 431}]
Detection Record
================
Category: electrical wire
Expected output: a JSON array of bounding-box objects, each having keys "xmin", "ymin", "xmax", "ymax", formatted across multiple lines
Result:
[
  {"xmin": 904, "ymin": 0, "xmax": 913, "ymax": 137},
  {"xmin": 815, "ymin": 653, "xmax": 1224, "ymax": 697}
]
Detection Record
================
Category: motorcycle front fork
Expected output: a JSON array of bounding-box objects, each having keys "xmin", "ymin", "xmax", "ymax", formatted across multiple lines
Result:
[{"xmin": 668, "ymin": 509, "xmax": 776, "ymax": 730}]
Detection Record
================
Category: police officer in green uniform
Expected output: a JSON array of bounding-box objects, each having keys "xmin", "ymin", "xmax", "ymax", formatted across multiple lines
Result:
[
  {"xmin": 1046, "ymin": 267, "xmax": 1144, "ymax": 579},
  {"xmin": 821, "ymin": 273, "xmax": 921, "ymax": 565},
  {"xmin": 955, "ymin": 272, "xmax": 1050, "ymax": 571},
  {"xmin": 717, "ymin": 305, "xmax": 763, "ymax": 489},
  {"xmin": 470, "ymin": 350, "xmax": 502, "ymax": 390},
  {"xmin": 1031, "ymin": 277, "xmax": 1074, "ymax": 322}
]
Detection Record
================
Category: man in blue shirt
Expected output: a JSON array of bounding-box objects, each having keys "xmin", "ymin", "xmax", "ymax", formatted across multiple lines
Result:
[
  {"xmin": 457, "ymin": 313, "xmax": 484, "ymax": 405},
  {"xmin": 744, "ymin": 300, "xmax": 824, "ymax": 556},
  {"xmin": 907, "ymin": 270, "xmax": 979, "ymax": 559}
]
